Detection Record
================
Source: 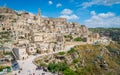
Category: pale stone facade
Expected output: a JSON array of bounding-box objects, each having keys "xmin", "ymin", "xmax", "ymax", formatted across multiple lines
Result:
[
  {"xmin": 13, "ymin": 47, "xmax": 28, "ymax": 60},
  {"xmin": 26, "ymin": 43, "xmax": 37, "ymax": 55},
  {"xmin": 0, "ymin": 7, "xmax": 103, "ymax": 60}
]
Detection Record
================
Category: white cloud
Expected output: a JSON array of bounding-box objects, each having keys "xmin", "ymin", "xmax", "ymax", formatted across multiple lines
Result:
[
  {"xmin": 42, "ymin": 15, "xmax": 48, "ymax": 18},
  {"xmin": 61, "ymin": 9, "xmax": 73, "ymax": 15},
  {"xmin": 98, "ymin": 12, "xmax": 115, "ymax": 18},
  {"xmin": 90, "ymin": 11, "xmax": 96, "ymax": 15},
  {"xmin": 59, "ymin": 9, "xmax": 79, "ymax": 20},
  {"xmin": 56, "ymin": 3, "xmax": 62, "ymax": 7},
  {"xmin": 81, "ymin": 0, "xmax": 120, "ymax": 8},
  {"xmin": 60, "ymin": 14, "xmax": 79, "ymax": 20},
  {"xmin": 48, "ymin": 1, "xmax": 53, "ymax": 5},
  {"xmin": 84, "ymin": 11, "xmax": 120, "ymax": 28}
]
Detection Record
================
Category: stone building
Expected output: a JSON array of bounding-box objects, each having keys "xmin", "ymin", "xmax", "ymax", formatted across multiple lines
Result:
[
  {"xmin": 12, "ymin": 46, "xmax": 28, "ymax": 60},
  {"xmin": 26, "ymin": 43, "xmax": 36, "ymax": 55},
  {"xmin": 0, "ymin": 7, "xmax": 101, "ymax": 60}
]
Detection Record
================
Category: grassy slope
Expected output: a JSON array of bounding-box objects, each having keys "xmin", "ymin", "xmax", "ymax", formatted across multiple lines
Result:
[
  {"xmin": 34, "ymin": 42, "xmax": 120, "ymax": 75},
  {"xmin": 73, "ymin": 43, "xmax": 120, "ymax": 75}
]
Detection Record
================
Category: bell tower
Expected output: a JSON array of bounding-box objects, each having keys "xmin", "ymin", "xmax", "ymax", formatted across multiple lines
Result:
[
  {"xmin": 37, "ymin": 8, "xmax": 41, "ymax": 25},
  {"xmin": 38, "ymin": 8, "xmax": 41, "ymax": 17}
]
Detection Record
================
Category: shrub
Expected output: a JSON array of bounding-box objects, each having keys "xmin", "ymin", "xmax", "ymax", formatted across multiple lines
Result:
[
  {"xmin": 4, "ymin": 52, "xmax": 12, "ymax": 55},
  {"xmin": 64, "ymin": 35, "xmax": 73, "ymax": 39},
  {"xmin": 68, "ymin": 48, "xmax": 75, "ymax": 53},
  {"xmin": 59, "ymin": 52, "xmax": 65, "ymax": 55},
  {"xmin": 0, "ymin": 66, "xmax": 11, "ymax": 72},
  {"xmin": 74, "ymin": 37, "xmax": 82, "ymax": 41},
  {"xmin": 0, "ymin": 66, "xmax": 4, "ymax": 71},
  {"xmin": 73, "ymin": 59, "xmax": 79, "ymax": 63},
  {"xmin": 48, "ymin": 62, "xmax": 68, "ymax": 72}
]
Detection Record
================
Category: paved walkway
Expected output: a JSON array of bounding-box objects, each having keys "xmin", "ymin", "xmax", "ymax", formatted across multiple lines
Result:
[{"xmin": 12, "ymin": 45, "xmax": 75, "ymax": 75}]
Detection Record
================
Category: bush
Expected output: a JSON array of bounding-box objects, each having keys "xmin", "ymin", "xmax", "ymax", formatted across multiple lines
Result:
[
  {"xmin": 0, "ymin": 66, "xmax": 4, "ymax": 71},
  {"xmin": 48, "ymin": 62, "xmax": 68, "ymax": 72},
  {"xmin": 73, "ymin": 59, "xmax": 79, "ymax": 63},
  {"xmin": 74, "ymin": 37, "xmax": 82, "ymax": 41},
  {"xmin": 4, "ymin": 52, "xmax": 12, "ymax": 55},
  {"xmin": 68, "ymin": 48, "xmax": 75, "ymax": 53},
  {"xmin": 0, "ymin": 66, "xmax": 11, "ymax": 72},
  {"xmin": 64, "ymin": 35, "xmax": 73, "ymax": 39},
  {"xmin": 59, "ymin": 52, "xmax": 65, "ymax": 55}
]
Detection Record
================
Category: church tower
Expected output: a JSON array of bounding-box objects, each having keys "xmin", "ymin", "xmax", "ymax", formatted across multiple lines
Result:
[
  {"xmin": 37, "ymin": 8, "xmax": 41, "ymax": 25},
  {"xmin": 38, "ymin": 8, "xmax": 41, "ymax": 17}
]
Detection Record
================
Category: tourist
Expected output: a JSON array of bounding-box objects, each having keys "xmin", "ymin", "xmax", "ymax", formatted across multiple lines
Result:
[{"xmin": 18, "ymin": 70, "xmax": 20, "ymax": 73}]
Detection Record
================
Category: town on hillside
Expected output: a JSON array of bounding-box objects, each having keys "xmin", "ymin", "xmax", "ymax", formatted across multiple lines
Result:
[{"xmin": 0, "ymin": 7, "xmax": 112, "ymax": 75}]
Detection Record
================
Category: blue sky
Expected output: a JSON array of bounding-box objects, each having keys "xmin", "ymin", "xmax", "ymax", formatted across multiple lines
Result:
[{"xmin": 0, "ymin": 0, "xmax": 120, "ymax": 28}]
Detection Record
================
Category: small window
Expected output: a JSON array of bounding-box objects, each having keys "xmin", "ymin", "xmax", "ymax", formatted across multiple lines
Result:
[{"xmin": 30, "ymin": 48, "xmax": 33, "ymax": 51}]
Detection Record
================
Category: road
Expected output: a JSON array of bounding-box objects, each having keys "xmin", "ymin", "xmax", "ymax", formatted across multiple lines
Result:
[{"xmin": 12, "ymin": 45, "xmax": 75, "ymax": 75}]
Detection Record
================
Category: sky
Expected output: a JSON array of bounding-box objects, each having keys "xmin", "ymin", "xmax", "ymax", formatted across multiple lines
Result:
[{"xmin": 0, "ymin": 0, "xmax": 120, "ymax": 28}]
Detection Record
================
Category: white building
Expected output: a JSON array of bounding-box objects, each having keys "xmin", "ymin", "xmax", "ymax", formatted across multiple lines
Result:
[
  {"xmin": 27, "ymin": 43, "xmax": 36, "ymax": 55},
  {"xmin": 12, "ymin": 47, "xmax": 28, "ymax": 60}
]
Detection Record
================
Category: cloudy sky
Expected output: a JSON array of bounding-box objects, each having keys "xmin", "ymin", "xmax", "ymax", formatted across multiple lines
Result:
[{"xmin": 0, "ymin": 0, "xmax": 120, "ymax": 28}]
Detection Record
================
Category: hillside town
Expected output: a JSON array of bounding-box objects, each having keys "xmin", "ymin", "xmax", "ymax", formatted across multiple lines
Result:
[{"xmin": 0, "ymin": 7, "xmax": 112, "ymax": 75}]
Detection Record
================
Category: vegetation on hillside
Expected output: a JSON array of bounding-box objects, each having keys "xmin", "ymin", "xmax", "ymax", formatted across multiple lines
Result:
[
  {"xmin": 64, "ymin": 35, "xmax": 73, "ymax": 41},
  {"xmin": 58, "ymin": 52, "xmax": 66, "ymax": 55},
  {"xmin": 34, "ymin": 42, "xmax": 120, "ymax": 75},
  {"xmin": 64, "ymin": 35, "xmax": 73, "ymax": 39},
  {"xmin": 74, "ymin": 37, "xmax": 82, "ymax": 41},
  {"xmin": 0, "ymin": 65, "xmax": 11, "ymax": 72},
  {"xmin": 89, "ymin": 28, "xmax": 120, "ymax": 44}
]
